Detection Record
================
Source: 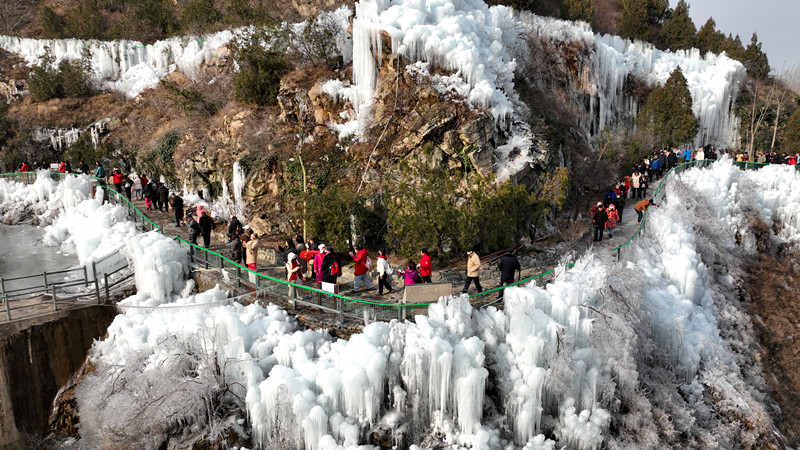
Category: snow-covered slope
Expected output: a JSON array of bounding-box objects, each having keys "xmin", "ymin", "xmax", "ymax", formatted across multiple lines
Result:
[{"xmin": 54, "ymin": 159, "xmax": 799, "ymax": 449}]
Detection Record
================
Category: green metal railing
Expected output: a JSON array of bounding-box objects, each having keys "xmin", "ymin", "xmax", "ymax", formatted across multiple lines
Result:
[{"xmin": 1, "ymin": 160, "xmax": 786, "ymax": 321}]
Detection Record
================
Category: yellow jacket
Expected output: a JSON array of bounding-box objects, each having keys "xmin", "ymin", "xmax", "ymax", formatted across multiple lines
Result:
[
  {"xmin": 245, "ymin": 239, "xmax": 259, "ymax": 264},
  {"xmin": 467, "ymin": 252, "xmax": 481, "ymax": 277}
]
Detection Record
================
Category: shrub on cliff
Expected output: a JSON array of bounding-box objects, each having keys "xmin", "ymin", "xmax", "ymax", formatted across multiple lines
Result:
[
  {"xmin": 233, "ymin": 38, "xmax": 286, "ymax": 105},
  {"xmin": 28, "ymin": 52, "xmax": 94, "ymax": 102}
]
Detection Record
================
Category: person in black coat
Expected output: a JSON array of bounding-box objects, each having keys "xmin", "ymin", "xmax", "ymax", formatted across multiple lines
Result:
[
  {"xmin": 320, "ymin": 246, "xmax": 341, "ymax": 284},
  {"xmin": 171, "ymin": 193, "xmax": 184, "ymax": 227},
  {"xmin": 496, "ymin": 248, "xmax": 521, "ymax": 299},
  {"xmin": 226, "ymin": 234, "xmax": 243, "ymax": 263},
  {"xmin": 593, "ymin": 204, "xmax": 608, "ymax": 242},
  {"xmin": 157, "ymin": 183, "xmax": 169, "ymax": 212},
  {"xmin": 198, "ymin": 210, "xmax": 215, "ymax": 248},
  {"xmin": 228, "ymin": 216, "xmax": 243, "ymax": 238}
]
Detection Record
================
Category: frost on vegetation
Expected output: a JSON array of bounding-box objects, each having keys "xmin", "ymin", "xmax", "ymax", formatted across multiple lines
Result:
[{"xmin": 70, "ymin": 159, "xmax": 800, "ymax": 449}]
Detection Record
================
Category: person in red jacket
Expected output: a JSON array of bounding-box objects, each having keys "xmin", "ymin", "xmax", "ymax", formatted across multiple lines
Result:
[
  {"xmin": 112, "ymin": 168, "xmax": 124, "ymax": 193},
  {"xmin": 57, "ymin": 160, "xmax": 66, "ymax": 173},
  {"xmin": 418, "ymin": 248, "xmax": 432, "ymax": 283},
  {"xmin": 20, "ymin": 162, "xmax": 30, "ymax": 172},
  {"xmin": 349, "ymin": 244, "xmax": 373, "ymax": 292}
]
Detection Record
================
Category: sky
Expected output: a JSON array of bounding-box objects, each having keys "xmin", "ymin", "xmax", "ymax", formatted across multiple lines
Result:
[{"xmin": 670, "ymin": 0, "xmax": 800, "ymax": 74}]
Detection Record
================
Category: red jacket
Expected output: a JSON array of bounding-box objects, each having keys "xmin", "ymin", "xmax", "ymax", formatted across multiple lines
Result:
[
  {"xmin": 353, "ymin": 248, "xmax": 369, "ymax": 276},
  {"xmin": 58, "ymin": 162, "xmax": 66, "ymax": 173},
  {"xmin": 20, "ymin": 163, "xmax": 30, "ymax": 172},
  {"xmin": 419, "ymin": 253, "xmax": 432, "ymax": 277},
  {"xmin": 113, "ymin": 172, "xmax": 124, "ymax": 184}
]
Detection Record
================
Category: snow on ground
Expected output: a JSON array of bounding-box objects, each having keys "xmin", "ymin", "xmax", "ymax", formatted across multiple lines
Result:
[{"xmin": 63, "ymin": 158, "xmax": 800, "ymax": 449}]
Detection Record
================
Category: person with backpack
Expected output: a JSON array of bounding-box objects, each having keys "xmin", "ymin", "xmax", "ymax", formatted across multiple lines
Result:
[
  {"xmin": 171, "ymin": 193, "xmax": 184, "ymax": 227},
  {"xmin": 349, "ymin": 244, "xmax": 374, "ymax": 292},
  {"xmin": 496, "ymin": 247, "xmax": 521, "ymax": 299},
  {"xmin": 198, "ymin": 210, "xmax": 215, "ymax": 248},
  {"xmin": 227, "ymin": 233, "xmax": 243, "ymax": 264},
  {"xmin": 605, "ymin": 204, "xmax": 620, "ymax": 238},
  {"xmin": 321, "ymin": 246, "xmax": 341, "ymax": 284},
  {"xmin": 376, "ymin": 249, "xmax": 395, "ymax": 296},
  {"xmin": 462, "ymin": 247, "xmax": 483, "ymax": 294},
  {"xmin": 593, "ymin": 204, "xmax": 608, "ymax": 242},
  {"xmin": 157, "ymin": 183, "xmax": 170, "ymax": 212},
  {"xmin": 400, "ymin": 262, "xmax": 420, "ymax": 286}
]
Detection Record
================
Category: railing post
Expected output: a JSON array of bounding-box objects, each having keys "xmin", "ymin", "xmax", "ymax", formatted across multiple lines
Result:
[
  {"xmin": 104, "ymin": 273, "xmax": 110, "ymax": 301},
  {"xmin": 52, "ymin": 285, "xmax": 58, "ymax": 311},
  {"xmin": 338, "ymin": 297, "xmax": 344, "ymax": 325},
  {"xmin": 1, "ymin": 278, "xmax": 10, "ymax": 321},
  {"xmin": 92, "ymin": 261, "xmax": 100, "ymax": 303},
  {"xmin": 42, "ymin": 271, "xmax": 48, "ymax": 289},
  {"xmin": 83, "ymin": 265, "xmax": 88, "ymax": 288}
]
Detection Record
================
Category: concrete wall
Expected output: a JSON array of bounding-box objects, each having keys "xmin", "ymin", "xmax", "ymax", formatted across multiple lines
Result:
[{"xmin": 0, "ymin": 305, "xmax": 117, "ymax": 448}]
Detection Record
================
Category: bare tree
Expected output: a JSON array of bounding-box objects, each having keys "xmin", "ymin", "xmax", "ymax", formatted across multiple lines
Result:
[
  {"xmin": 771, "ymin": 65, "xmax": 800, "ymax": 150},
  {"xmin": 0, "ymin": 0, "xmax": 36, "ymax": 35}
]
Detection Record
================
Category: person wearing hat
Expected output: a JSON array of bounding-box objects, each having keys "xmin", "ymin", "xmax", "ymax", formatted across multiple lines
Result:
[
  {"xmin": 245, "ymin": 232, "xmax": 260, "ymax": 271},
  {"xmin": 605, "ymin": 203, "xmax": 619, "ymax": 238},
  {"xmin": 286, "ymin": 252, "xmax": 302, "ymax": 300},
  {"xmin": 462, "ymin": 246, "xmax": 483, "ymax": 295},
  {"xmin": 496, "ymin": 247, "xmax": 521, "ymax": 299},
  {"xmin": 634, "ymin": 199, "xmax": 659, "ymax": 224}
]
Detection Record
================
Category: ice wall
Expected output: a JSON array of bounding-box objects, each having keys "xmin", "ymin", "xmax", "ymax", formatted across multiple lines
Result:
[
  {"xmin": 70, "ymin": 160, "xmax": 800, "ymax": 449},
  {"xmin": 31, "ymin": 118, "xmax": 110, "ymax": 150},
  {"xmin": 518, "ymin": 14, "xmax": 746, "ymax": 148},
  {"xmin": 349, "ymin": 0, "xmax": 519, "ymax": 125},
  {"xmin": 0, "ymin": 31, "xmax": 235, "ymax": 98}
]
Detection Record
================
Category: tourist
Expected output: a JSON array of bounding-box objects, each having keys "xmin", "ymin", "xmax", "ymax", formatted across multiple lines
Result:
[
  {"xmin": 349, "ymin": 244, "xmax": 373, "ymax": 292},
  {"xmin": 122, "ymin": 175, "xmax": 133, "ymax": 200},
  {"xmin": 198, "ymin": 210, "xmax": 215, "ymax": 248},
  {"xmin": 226, "ymin": 233, "xmax": 243, "ymax": 264},
  {"xmin": 185, "ymin": 213, "xmax": 200, "ymax": 251},
  {"xmin": 228, "ymin": 216, "xmax": 243, "ymax": 238},
  {"xmin": 313, "ymin": 244, "xmax": 326, "ymax": 283},
  {"xmin": 694, "ymin": 147, "xmax": 705, "ymax": 161},
  {"xmin": 462, "ymin": 247, "xmax": 483, "ymax": 294},
  {"xmin": 376, "ymin": 249, "xmax": 394, "ymax": 296},
  {"xmin": 112, "ymin": 168, "xmax": 123, "ymax": 192},
  {"xmin": 634, "ymin": 199, "xmax": 659, "ymax": 224},
  {"xmin": 630, "ymin": 171, "xmax": 642, "ymax": 199},
  {"xmin": 20, "ymin": 162, "xmax": 30, "ymax": 172},
  {"xmin": 245, "ymin": 233, "xmax": 260, "ymax": 271},
  {"xmin": 171, "ymin": 193, "xmax": 184, "ymax": 227},
  {"xmin": 606, "ymin": 204, "xmax": 619, "ymax": 238},
  {"xmin": 593, "ymin": 204, "xmax": 608, "ymax": 242},
  {"xmin": 294, "ymin": 235, "xmax": 308, "ymax": 276},
  {"xmin": 79, "ymin": 161, "xmax": 89, "ymax": 174},
  {"xmin": 321, "ymin": 246, "xmax": 341, "ymax": 284},
  {"xmin": 400, "ymin": 262, "xmax": 420, "ymax": 285},
  {"xmin": 132, "ymin": 174, "xmax": 142, "ymax": 199},
  {"xmin": 94, "ymin": 161, "xmax": 106, "ymax": 180},
  {"xmin": 278, "ymin": 239, "xmax": 295, "ymax": 262},
  {"xmin": 58, "ymin": 160, "xmax": 67, "ymax": 173},
  {"xmin": 157, "ymin": 183, "xmax": 169, "ymax": 212},
  {"xmin": 496, "ymin": 247, "xmax": 520, "ymax": 299},
  {"xmin": 286, "ymin": 252, "xmax": 302, "ymax": 301},
  {"xmin": 418, "ymin": 248, "xmax": 432, "ymax": 283}
]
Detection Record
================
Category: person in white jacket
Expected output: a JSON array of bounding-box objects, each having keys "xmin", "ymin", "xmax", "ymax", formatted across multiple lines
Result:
[
  {"xmin": 376, "ymin": 249, "xmax": 394, "ymax": 296},
  {"xmin": 132, "ymin": 174, "xmax": 142, "ymax": 199}
]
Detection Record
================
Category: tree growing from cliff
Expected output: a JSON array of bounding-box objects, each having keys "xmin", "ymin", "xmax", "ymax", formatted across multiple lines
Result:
[
  {"xmin": 636, "ymin": 67, "xmax": 698, "ymax": 147},
  {"xmin": 0, "ymin": 103, "xmax": 11, "ymax": 150},
  {"xmin": 38, "ymin": 6, "xmax": 65, "ymax": 38},
  {"xmin": 65, "ymin": 0, "xmax": 107, "ymax": 40},
  {"xmin": 233, "ymin": 36, "xmax": 286, "ymax": 105},
  {"xmin": 660, "ymin": 0, "xmax": 695, "ymax": 51},
  {"xmin": 28, "ymin": 52, "xmax": 94, "ymax": 102}
]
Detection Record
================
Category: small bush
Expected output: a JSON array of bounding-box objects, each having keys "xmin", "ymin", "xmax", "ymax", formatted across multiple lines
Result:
[
  {"xmin": 273, "ymin": 14, "xmax": 343, "ymax": 67},
  {"xmin": 161, "ymin": 80, "xmax": 217, "ymax": 116},
  {"xmin": 64, "ymin": 0, "xmax": 107, "ymax": 40},
  {"xmin": 137, "ymin": 131, "xmax": 179, "ymax": 183},
  {"xmin": 233, "ymin": 38, "xmax": 286, "ymax": 105},
  {"xmin": 27, "ymin": 52, "xmax": 93, "ymax": 102},
  {"xmin": 39, "ymin": 6, "xmax": 66, "ymax": 39},
  {"xmin": 180, "ymin": 0, "xmax": 221, "ymax": 34}
]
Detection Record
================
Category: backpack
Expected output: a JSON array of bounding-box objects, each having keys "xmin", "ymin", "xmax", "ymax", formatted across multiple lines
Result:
[
  {"xmin": 331, "ymin": 260, "xmax": 341, "ymax": 277},
  {"xmin": 386, "ymin": 261, "xmax": 394, "ymax": 275},
  {"xmin": 365, "ymin": 256, "xmax": 372, "ymax": 270},
  {"xmin": 414, "ymin": 271, "xmax": 423, "ymax": 283}
]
